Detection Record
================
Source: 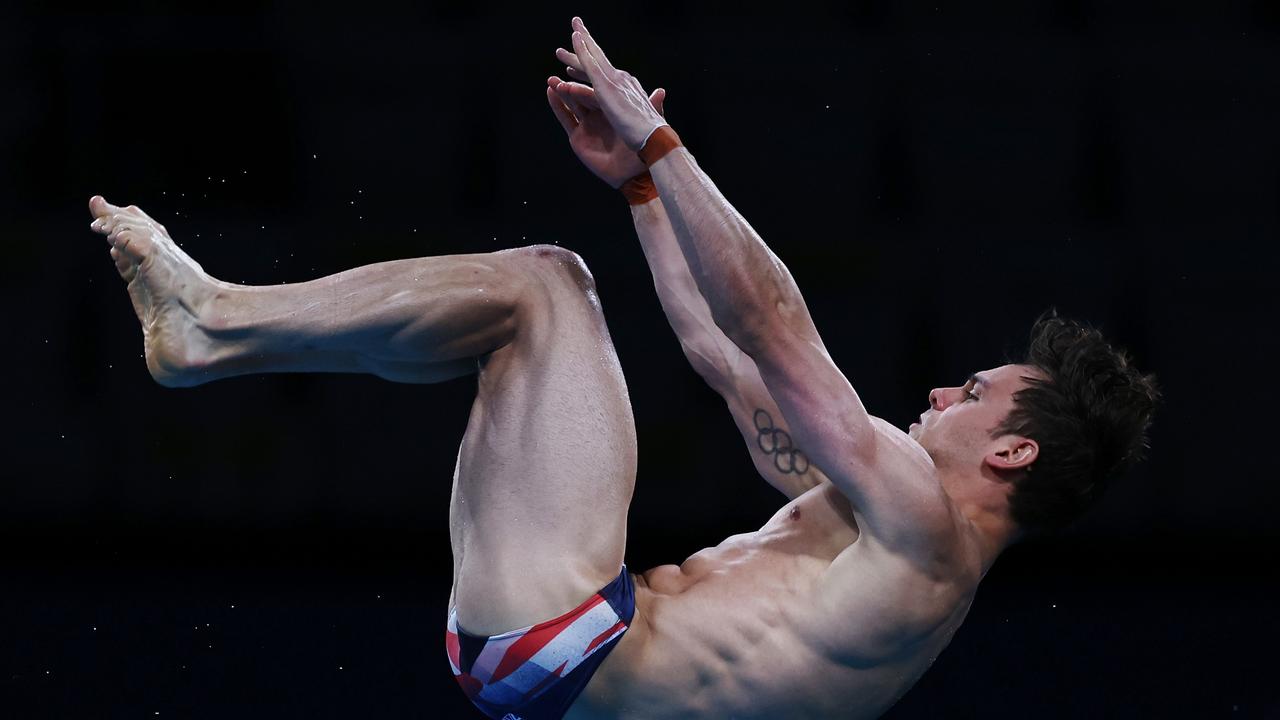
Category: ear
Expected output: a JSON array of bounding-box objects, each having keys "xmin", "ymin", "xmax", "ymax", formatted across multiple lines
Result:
[{"xmin": 984, "ymin": 435, "xmax": 1039, "ymax": 474}]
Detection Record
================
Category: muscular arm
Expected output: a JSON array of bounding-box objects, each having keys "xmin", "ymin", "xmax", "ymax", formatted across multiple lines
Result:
[
  {"xmin": 630, "ymin": 196, "xmax": 826, "ymax": 499},
  {"xmin": 555, "ymin": 22, "xmax": 958, "ymax": 564},
  {"xmin": 648, "ymin": 146, "xmax": 958, "ymax": 559}
]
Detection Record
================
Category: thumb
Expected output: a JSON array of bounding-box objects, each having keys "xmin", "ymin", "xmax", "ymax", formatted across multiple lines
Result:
[{"xmin": 649, "ymin": 87, "xmax": 666, "ymax": 117}]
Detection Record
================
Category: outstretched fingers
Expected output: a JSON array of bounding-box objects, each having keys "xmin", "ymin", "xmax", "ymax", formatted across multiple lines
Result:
[
  {"xmin": 554, "ymin": 79, "xmax": 598, "ymax": 109},
  {"xmin": 569, "ymin": 24, "xmax": 613, "ymax": 86},
  {"xmin": 556, "ymin": 47, "xmax": 591, "ymax": 83},
  {"xmin": 546, "ymin": 83, "xmax": 579, "ymax": 135},
  {"xmin": 569, "ymin": 32, "xmax": 596, "ymax": 80},
  {"xmin": 550, "ymin": 75, "xmax": 665, "ymax": 123},
  {"xmin": 571, "ymin": 17, "xmax": 615, "ymax": 73}
]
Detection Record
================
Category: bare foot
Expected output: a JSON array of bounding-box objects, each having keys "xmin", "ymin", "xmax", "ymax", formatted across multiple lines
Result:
[{"xmin": 88, "ymin": 195, "xmax": 222, "ymax": 387}]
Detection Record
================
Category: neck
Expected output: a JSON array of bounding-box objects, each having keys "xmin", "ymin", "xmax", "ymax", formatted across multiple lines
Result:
[{"xmin": 942, "ymin": 473, "xmax": 1019, "ymax": 575}]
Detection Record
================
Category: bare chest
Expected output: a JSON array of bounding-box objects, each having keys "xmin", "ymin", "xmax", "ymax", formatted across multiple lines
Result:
[
  {"xmin": 588, "ymin": 488, "xmax": 975, "ymax": 718},
  {"xmin": 658, "ymin": 484, "xmax": 861, "ymax": 588}
]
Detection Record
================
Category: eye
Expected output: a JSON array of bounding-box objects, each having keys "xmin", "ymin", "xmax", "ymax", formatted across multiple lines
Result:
[{"xmin": 965, "ymin": 390, "xmax": 979, "ymax": 401}]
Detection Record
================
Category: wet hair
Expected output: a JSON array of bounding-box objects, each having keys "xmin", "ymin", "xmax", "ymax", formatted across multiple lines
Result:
[{"xmin": 992, "ymin": 310, "xmax": 1160, "ymax": 536}]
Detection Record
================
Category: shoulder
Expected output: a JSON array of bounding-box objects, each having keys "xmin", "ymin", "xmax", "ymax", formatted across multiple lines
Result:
[
  {"xmin": 799, "ymin": 425, "xmax": 982, "ymax": 660},
  {"xmin": 854, "ymin": 416, "xmax": 965, "ymax": 563},
  {"xmin": 865, "ymin": 415, "xmax": 935, "ymax": 481}
]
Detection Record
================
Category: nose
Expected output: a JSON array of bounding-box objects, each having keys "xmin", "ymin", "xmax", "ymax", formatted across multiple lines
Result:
[{"xmin": 928, "ymin": 386, "xmax": 958, "ymax": 411}]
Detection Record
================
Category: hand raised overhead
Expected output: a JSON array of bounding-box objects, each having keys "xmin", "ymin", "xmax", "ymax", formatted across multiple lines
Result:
[
  {"xmin": 546, "ymin": 73, "xmax": 665, "ymax": 189},
  {"xmin": 553, "ymin": 17, "xmax": 668, "ymax": 151}
]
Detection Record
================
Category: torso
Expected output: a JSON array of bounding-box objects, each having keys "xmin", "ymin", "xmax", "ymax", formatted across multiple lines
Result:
[{"xmin": 567, "ymin": 483, "xmax": 983, "ymax": 720}]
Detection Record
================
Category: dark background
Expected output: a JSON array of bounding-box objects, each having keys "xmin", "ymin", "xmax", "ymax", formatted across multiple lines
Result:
[{"xmin": 3, "ymin": 1, "xmax": 1277, "ymax": 717}]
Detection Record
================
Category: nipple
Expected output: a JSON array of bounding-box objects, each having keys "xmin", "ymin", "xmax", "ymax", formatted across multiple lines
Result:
[{"xmin": 789, "ymin": 507, "xmax": 801, "ymax": 521}]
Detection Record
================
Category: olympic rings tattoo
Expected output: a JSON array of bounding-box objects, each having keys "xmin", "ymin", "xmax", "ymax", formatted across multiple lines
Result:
[{"xmin": 753, "ymin": 409, "xmax": 810, "ymax": 475}]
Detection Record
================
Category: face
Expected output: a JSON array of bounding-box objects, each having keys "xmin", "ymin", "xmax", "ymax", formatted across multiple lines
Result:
[{"xmin": 908, "ymin": 363, "xmax": 1042, "ymax": 475}]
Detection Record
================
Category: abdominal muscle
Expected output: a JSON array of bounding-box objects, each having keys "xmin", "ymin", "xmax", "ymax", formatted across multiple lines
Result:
[{"xmin": 570, "ymin": 484, "xmax": 952, "ymax": 720}]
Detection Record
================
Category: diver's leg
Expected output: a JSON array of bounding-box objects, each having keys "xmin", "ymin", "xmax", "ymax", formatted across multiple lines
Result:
[
  {"xmin": 90, "ymin": 196, "xmax": 636, "ymax": 632},
  {"xmin": 91, "ymin": 196, "xmax": 533, "ymax": 385},
  {"xmin": 444, "ymin": 240, "xmax": 637, "ymax": 634}
]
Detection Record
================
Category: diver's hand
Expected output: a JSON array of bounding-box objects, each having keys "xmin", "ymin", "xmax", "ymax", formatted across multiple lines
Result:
[
  {"xmin": 546, "ymin": 76, "xmax": 666, "ymax": 189},
  {"xmin": 554, "ymin": 17, "xmax": 668, "ymax": 152}
]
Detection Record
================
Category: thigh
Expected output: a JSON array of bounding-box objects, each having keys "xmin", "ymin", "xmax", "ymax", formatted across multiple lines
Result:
[{"xmin": 448, "ymin": 256, "xmax": 637, "ymax": 635}]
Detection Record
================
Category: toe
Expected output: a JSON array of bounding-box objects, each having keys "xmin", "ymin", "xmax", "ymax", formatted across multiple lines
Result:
[
  {"xmin": 112, "ymin": 228, "xmax": 147, "ymax": 262},
  {"xmin": 108, "ymin": 246, "xmax": 134, "ymax": 279},
  {"xmin": 89, "ymin": 195, "xmax": 125, "ymax": 220}
]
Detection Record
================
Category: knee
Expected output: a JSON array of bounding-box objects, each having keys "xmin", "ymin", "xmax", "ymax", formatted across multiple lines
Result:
[{"xmin": 511, "ymin": 244, "xmax": 598, "ymax": 296}]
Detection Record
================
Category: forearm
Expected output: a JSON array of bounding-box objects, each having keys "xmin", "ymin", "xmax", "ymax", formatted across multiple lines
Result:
[
  {"xmin": 630, "ymin": 196, "xmax": 827, "ymax": 499},
  {"xmin": 630, "ymin": 197, "xmax": 742, "ymax": 389},
  {"xmin": 648, "ymin": 147, "xmax": 817, "ymax": 352}
]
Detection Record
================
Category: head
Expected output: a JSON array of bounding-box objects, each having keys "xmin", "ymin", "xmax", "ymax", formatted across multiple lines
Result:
[{"xmin": 910, "ymin": 311, "xmax": 1160, "ymax": 540}]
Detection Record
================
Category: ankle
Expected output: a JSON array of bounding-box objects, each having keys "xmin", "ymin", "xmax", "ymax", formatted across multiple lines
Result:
[{"xmin": 199, "ymin": 280, "xmax": 251, "ymax": 332}]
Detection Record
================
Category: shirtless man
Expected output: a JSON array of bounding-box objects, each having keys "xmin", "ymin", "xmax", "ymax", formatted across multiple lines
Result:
[{"xmin": 87, "ymin": 17, "xmax": 1156, "ymax": 719}]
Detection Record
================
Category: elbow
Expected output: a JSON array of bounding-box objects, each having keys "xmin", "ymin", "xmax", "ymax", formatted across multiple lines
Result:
[
  {"xmin": 719, "ymin": 316, "xmax": 775, "ymax": 357},
  {"xmin": 715, "ymin": 301, "xmax": 801, "ymax": 357},
  {"xmin": 703, "ymin": 284, "xmax": 780, "ymax": 351}
]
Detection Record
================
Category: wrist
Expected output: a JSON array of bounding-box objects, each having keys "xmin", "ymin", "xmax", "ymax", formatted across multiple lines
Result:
[
  {"xmin": 621, "ymin": 172, "xmax": 659, "ymax": 206},
  {"xmin": 638, "ymin": 126, "xmax": 683, "ymax": 167},
  {"xmin": 620, "ymin": 127, "xmax": 684, "ymax": 205}
]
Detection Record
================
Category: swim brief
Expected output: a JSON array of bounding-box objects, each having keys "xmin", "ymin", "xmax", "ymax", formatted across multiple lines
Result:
[{"xmin": 446, "ymin": 567, "xmax": 635, "ymax": 720}]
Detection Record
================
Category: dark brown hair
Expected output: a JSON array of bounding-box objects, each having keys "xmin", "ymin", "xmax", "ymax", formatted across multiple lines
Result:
[{"xmin": 993, "ymin": 310, "xmax": 1160, "ymax": 536}]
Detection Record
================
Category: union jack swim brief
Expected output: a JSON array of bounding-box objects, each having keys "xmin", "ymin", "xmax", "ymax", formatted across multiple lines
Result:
[{"xmin": 446, "ymin": 567, "xmax": 635, "ymax": 720}]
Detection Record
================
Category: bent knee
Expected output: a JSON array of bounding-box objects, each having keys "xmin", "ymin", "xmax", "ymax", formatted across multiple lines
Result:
[{"xmin": 511, "ymin": 243, "xmax": 598, "ymax": 296}]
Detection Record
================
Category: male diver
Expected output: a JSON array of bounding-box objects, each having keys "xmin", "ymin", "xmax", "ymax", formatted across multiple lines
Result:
[{"xmin": 88, "ymin": 16, "xmax": 1157, "ymax": 720}]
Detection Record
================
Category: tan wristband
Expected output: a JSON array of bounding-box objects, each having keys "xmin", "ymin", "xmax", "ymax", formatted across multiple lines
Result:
[
  {"xmin": 638, "ymin": 126, "xmax": 683, "ymax": 167},
  {"xmin": 620, "ymin": 172, "xmax": 659, "ymax": 206}
]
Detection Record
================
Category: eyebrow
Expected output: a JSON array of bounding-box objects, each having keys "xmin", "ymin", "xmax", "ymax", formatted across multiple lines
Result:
[{"xmin": 968, "ymin": 373, "xmax": 991, "ymax": 389}]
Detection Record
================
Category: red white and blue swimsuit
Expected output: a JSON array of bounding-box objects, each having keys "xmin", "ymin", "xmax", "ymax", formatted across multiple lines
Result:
[{"xmin": 446, "ymin": 567, "xmax": 635, "ymax": 720}]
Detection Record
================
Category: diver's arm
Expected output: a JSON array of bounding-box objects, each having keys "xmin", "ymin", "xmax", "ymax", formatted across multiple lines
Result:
[{"xmin": 631, "ymin": 196, "xmax": 826, "ymax": 499}]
